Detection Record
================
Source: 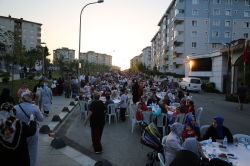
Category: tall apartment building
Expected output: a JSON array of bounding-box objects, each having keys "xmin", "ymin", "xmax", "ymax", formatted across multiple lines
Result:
[
  {"xmin": 53, "ymin": 47, "xmax": 75, "ymax": 63},
  {"xmin": 142, "ymin": 46, "xmax": 152, "ymax": 69},
  {"xmin": 151, "ymin": 0, "xmax": 250, "ymax": 74},
  {"xmin": 130, "ymin": 54, "xmax": 142, "ymax": 69},
  {"xmin": 0, "ymin": 15, "xmax": 42, "ymax": 50},
  {"xmin": 79, "ymin": 51, "xmax": 112, "ymax": 66}
]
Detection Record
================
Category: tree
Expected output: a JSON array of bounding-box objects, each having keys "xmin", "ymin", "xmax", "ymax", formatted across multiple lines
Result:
[{"xmin": 54, "ymin": 50, "xmax": 66, "ymax": 75}]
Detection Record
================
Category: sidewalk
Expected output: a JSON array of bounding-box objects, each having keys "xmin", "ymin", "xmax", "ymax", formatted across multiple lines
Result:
[{"xmin": 38, "ymin": 95, "xmax": 97, "ymax": 166}]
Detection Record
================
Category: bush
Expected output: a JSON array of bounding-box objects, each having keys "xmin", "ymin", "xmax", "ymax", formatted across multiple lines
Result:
[
  {"xmin": 36, "ymin": 72, "xmax": 40, "ymax": 76},
  {"xmin": 2, "ymin": 76, "xmax": 10, "ymax": 84},
  {"xmin": 226, "ymin": 94, "xmax": 250, "ymax": 103},
  {"xmin": 0, "ymin": 72, "xmax": 10, "ymax": 77},
  {"xmin": 28, "ymin": 75, "xmax": 33, "ymax": 80},
  {"xmin": 205, "ymin": 85, "xmax": 214, "ymax": 92},
  {"xmin": 208, "ymin": 82, "xmax": 216, "ymax": 88},
  {"xmin": 201, "ymin": 83, "xmax": 207, "ymax": 90}
]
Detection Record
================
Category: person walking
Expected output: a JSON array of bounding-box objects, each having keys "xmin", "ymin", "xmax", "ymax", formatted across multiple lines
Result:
[
  {"xmin": 118, "ymin": 89, "xmax": 127, "ymax": 122},
  {"xmin": 39, "ymin": 83, "xmax": 52, "ymax": 117},
  {"xmin": 33, "ymin": 80, "xmax": 43, "ymax": 111},
  {"xmin": 236, "ymin": 83, "xmax": 248, "ymax": 110},
  {"xmin": 84, "ymin": 94, "xmax": 106, "ymax": 154},
  {"xmin": 17, "ymin": 82, "xmax": 29, "ymax": 103},
  {"xmin": 15, "ymin": 91, "xmax": 44, "ymax": 166},
  {"xmin": 0, "ymin": 88, "xmax": 15, "ymax": 105}
]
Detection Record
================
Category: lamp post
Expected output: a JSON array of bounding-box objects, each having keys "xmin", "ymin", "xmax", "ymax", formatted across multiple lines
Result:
[
  {"xmin": 41, "ymin": 42, "xmax": 46, "ymax": 76},
  {"xmin": 78, "ymin": 0, "xmax": 104, "ymax": 94}
]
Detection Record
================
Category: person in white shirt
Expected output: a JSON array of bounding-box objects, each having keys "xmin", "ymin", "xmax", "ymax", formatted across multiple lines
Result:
[
  {"xmin": 168, "ymin": 90, "xmax": 174, "ymax": 101},
  {"xmin": 84, "ymin": 82, "xmax": 91, "ymax": 97}
]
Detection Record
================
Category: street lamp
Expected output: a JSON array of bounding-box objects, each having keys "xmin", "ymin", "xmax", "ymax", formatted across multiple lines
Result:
[
  {"xmin": 78, "ymin": 0, "xmax": 104, "ymax": 94},
  {"xmin": 41, "ymin": 42, "xmax": 46, "ymax": 76}
]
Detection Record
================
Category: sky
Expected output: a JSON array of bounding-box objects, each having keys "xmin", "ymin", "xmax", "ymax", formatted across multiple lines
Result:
[{"xmin": 0, "ymin": 0, "xmax": 172, "ymax": 70}]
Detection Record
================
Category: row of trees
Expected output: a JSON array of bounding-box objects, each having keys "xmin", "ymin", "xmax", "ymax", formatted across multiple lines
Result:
[{"xmin": 0, "ymin": 28, "xmax": 51, "ymax": 73}]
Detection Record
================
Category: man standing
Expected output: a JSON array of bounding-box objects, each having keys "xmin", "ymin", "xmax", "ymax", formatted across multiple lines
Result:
[
  {"xmin": 91, "ymin": 75, "xmax": 96, "ymax": 85},
  {"xmin": 118, "ymin": 89, "xmax": 127, "ymax": 122},
  {"xmin": 170, "ymin": 79, "xmax": 175, "ymax": 90},
  {"xmin": 236, "ymin": 83, "xmax": 248, "ymax": 110},
  {"xmin": 24, "ymin": 65, "xmax": 27, "ymax": 78},
  {"xmin": 64, "ymin": 77, "xmax": 71, "ymax": 98}
]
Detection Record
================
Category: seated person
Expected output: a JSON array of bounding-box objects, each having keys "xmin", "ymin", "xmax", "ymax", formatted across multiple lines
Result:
[
  {"xmin": 187, "ymin": 100, "xmax": 195, "ymax": 116},
  {"xmin": 147, "ymin": 91, "xmax": 160, "ymax": 106},
  {"xmin": 162, "ymin": 94, "xmax": 171, "ymax": 106},
  {"xmin": 111, "ymin": 91, "xmax": 118, "ymax": 99},
  {"xmin": 184, "ymin": 115, "xmax": 201, "ymax": 141},
  {"xmin": 111, "ymin": 84, "xmax": 117, "ymax": 91},
  {"xmin": 105, "ymin": 95, "xmax": 115, "ymax": 113},
  {"xmin": 172, "ymin": 95, "xmax": 180, "ymax": 103},
  {"xmin": 101, "ymin": 88, "xmax": 108, "ymax": 97},
  {"xmin": 79, "ymin": 92, "xmax": 85, "ymax": 101},
  {"xmin": 183, "ymin": 124, "xmax": 198, "ymax": 140},
  {"xmin": 186, "ymin": 92, "xmax": 191, "ymax": 99},
  {"xmin": 173, "ymin": 106, "xmax": 182, "ymax": 123},
  {"xmin": 202, "ymin": 116, "xmax": 233, "ymax": 143},
  {"xmin": 177, "ymin": 89, "xmax": 184, "ymax": 101}
]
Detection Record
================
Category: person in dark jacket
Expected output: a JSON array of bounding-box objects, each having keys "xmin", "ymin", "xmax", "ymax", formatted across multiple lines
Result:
[
  {"xmin": 170, "ymin": 138, "xmax": 209, "ymax": 166},
  {"xmin": 147, "ymin": 91, "xmax": 160, "ymax": 106},
  {"xmin": 177, "ymin": 89, "xmax": 184, "ymax": 100},
  {"xmin": 132, "ymin": 81, "xmax": 139, "ymax": 104},
  {"xmin": 0, "ymin": 102, "xmax": 37, "ymax": 166},
  {"xmin": 202, "ymin": 116, "xmax": 233, "ymax": 143},
  {"xmin": 184, "ymin": 115, "xmax": 201, "ymax": 141},
  {"xmin": 0, "ymin": 88, "xmax": 15, "ymax": 105}
]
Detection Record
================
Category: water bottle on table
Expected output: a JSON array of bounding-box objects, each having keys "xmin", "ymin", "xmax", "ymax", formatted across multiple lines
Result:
[
  {"xmin": 209, "ymin": 137, "xmax": 212, "ymax": 147},
  {"xmin": 212, "ymin": 149, "xmax": 217, "ymax": 158},
  {"xmin": 223, "ymin": 136, "xmax": 227, "ymax": 148}
]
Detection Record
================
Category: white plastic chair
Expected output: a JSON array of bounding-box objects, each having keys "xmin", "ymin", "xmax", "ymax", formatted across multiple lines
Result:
[
  {"xmin": 167, "ymin": 114, "xmax": 185, "ymax": 134},
  {"xmin": 105, "ymin": 103, "xmax": 118, "ymax": 124},
  {"xmin": 200, "ymin": 125, "xmax": 210, "ymax": 139},
  {"xmin": 195, "ymin": 107, "xmax": 203, "ymax": 127},
  {"xmin": 158, "ymin": 153, "xmax": 167, "ymax": 166},
  {"xmin": 162, "ymin": 135, "xmax": 168, "ymax": 162},
  {"xmin": 79, "ymin": 101, "xmax": 89, "ymax": 119},
  {"xmin": 126, "ymin": 99, "xmax": 130, "ymax": 116},
  {"xmin": 171, "ymin": 103, "xmax": 180, "ymax": 107},
  {"xmin": 156, "ymin": 113, "xmax": 168, "ymax": 137},
  {"xmin": 129, "ymin": 107, "xmax": 142, "ymax": 133},
  {"xmin": 233, "ymin": 134, "xmax": 250, "ymax": 144},
  {"xmin": 131, "ymin": 105, "xmax": 137, "ymax": 111},
  {"xmin": 141, "ymin": 111, "xmax": 152, "ymax": 125},
  {"xmin": 183, "ymin": 112, "xmax": 192, "ymax": 124}
]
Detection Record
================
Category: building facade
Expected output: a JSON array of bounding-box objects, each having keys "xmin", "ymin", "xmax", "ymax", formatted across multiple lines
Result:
[
  {"xmin": 0, "ymin": 15, "xmax": 42, "ymax": 50},
  {"xmin": 53, "ymin": 47, "xmax": 75, "ymax": 63},
  {"xmin": 130, "ymin": 54, "xmax": 142, "ymax": 69},
  {"xmin": 142, "ymin": 46, "xmax": 152, "ymax": 69},
  {"xmin": 79, "ymin": 51, "xmax": 112, "ymax": 66},
  {"xmin": 151, "ymin": 0, "xmax": 250, "ymax": 74}
]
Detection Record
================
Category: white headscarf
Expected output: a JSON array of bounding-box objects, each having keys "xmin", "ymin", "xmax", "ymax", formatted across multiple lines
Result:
[
  {"xmin": 182, "ymin": 138, "xmax": 199, "ymax": 156},
  {"xmin": 170, "ymin": 123, "xmax": 184, "ymax": 145}
]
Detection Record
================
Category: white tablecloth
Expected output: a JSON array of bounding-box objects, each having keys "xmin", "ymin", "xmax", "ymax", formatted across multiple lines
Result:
[{"xmin": 202, "ymin": 142, "xmax": 250, "ymax": 166}]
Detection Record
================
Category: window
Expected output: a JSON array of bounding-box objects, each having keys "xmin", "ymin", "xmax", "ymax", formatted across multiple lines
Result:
[
  {"xmin": 10, "ymin": 26, "xmax": 12, "ymax": 30},
  {"xmin": 192, "ymin": 9, "xmax": 198, "ymax": 15},
  {"xmin": 244, "ymin": 22, "xmax": 249, "ymax": 28},
  {"xmin": 31, "ymin": 24, "xmax": 34, "ymax": 27},
  {"xmin": 30, "ymin": 42, "xmax": 34, "ymax": 45},
  {"xmin": 0, "ymin": 19, "xmax": 4, "ymax": 22},
  {"xmin": 23, "ymin": 28, "xmax": 26, "ymax": 32},
  {"xmin": 37, "ymin": 37, "xmax": 41, "ymax": 39},
  {"xmin": 30, "ymin": 35, "xmax": 34, "ymax": 39},
  {"xmin": 225, "ymin": 32, "xmax": 230, "ymax": 38},
  {"xmin": 225, "ymin": 10, "xmax": 231, "ymax": 16},
  {"xmin": 212, "ymin": 31, "xmax": 219, "ymax": 37},
  {"xmin": 246, "ymin": 0, "xmax": 250, "ymax": 6},
  {"xmin": 213, "ymin": 20, "xmax": 220, "ymax": 26},
  {"xmin": 225, "ymin": 21, "xmax": 231, "ymax": 27},
  {"xmin": 15, "ymin": 28, "xmax": 17, "ymax": 31},
  {"xmin": 213, "ymin": 9, "xmax": 220, "ymax": 15},
  {"xmin": 192, "ymin": 42, "xmax": 197, "ymax": 48},
  {"xmin": 192, "ymin": 20, "xmax": 198, "ymax": 26},
  {"xmin": 0, "ymin": 25, "xmax": 5, "ymax": 29},
  {"xmin": 244, "ymin": 33, "xmax": 249, "ymax": 38},
  {"xmin": 226, "ymin": 0, "xmax": 232, "ymax": 4},
  {"xmin": 23, "ymin": 35, "xmax": 26, "ymax": 38},
  {"xmin": 192, "ymin": 0, "xmax": 198, "ymax": 4},
  {"xmin": 19, "ymin": 29, "xmax": 21, "ymax": 32},
  {"xmin": 30, "ymin": 30, "xmax": 34, "ymax": 33},
  {"xmin": 244, "ymin": 11, "xmax": 250, "ymax": 17},
  {"xmin": 212, "ymin": 43, "xmax": 218, "ymax": 48},
  {"xmin": 192, "ymin": 31, "xmax": 198, "ymax": 37},
  {"xmin": 214, "ymin": 0, "xmax": 220, "ymax": 4},
  {"xmin": 23, "ymin": 40, "xmax": 26, "ymax": 43},
  {"xmin": 10, "ymin": 20, "xmax": 12, "ymax": 23},
  {"xmin": 19, "ymin": 35, "xmax": 21, "ymax": 37}
]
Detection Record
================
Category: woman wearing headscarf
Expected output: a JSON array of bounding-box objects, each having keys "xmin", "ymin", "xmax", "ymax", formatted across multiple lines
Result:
[
  {"xmin": 169, "ymin": 138, "xmax": 209, "ymax": 166},
  {"xmin": 164, "ymin": 123, "xmax": 184, "ymax": 165},
  {"xmin": 136, "ymin": 96, "xmax": 147, "ymax": 121},
  {"xmin": 132, "ymin": 80, "xmax": 139, "ymax": 105},
  {"xmin": 147, "ymin": 91, "xmax": 160, "ymax": 106},
  {"xmin": 33, "ymin": 80, "xmax": 44, "ymax": 111},
  {"xmin": 52, "ymin": 78, "xmax": 58, "ymax": 96},
  {"xmin": 57, "ymin": 77, "xmax": 63, "ymax": 96},
  {"xmin": 202, "ymin": 116, "xmax": 233, "ymax": 143},
  {"xmin": 0, "ymin": 88, "xmax": 15, "ymax": 105},
  {"xmin": 14, "ymin": 91, "xmax": 44, "ymax": 166},
  {"xmin": 162, "ymin": 94, "xmax": 171, "ymax": 106},
  {"xmin": 184, "ymin": 115, "xmax": 201, "ymax": 141},
  {"xmin": 0, "ymin": 102, "xmax": 37, "ymax": 166},
  {"xmin": 39, "ymin": 82, "xmax": 52, "ymax": 117}
]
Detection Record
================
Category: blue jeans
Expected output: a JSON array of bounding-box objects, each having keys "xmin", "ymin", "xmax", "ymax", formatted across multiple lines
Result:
[
  {"xmin": 32, "ymin": 72, "xmax": 35, "ymax": 77},
  {"xmin": 65, "ymin": 86, "xmax": 70, "ymax": 97},
  {"xmin": 24, "ymin": 71, "xmax": 27, "ymax": 78}
]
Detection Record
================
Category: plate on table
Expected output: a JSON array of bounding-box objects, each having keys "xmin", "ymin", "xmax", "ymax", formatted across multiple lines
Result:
[
  {"xmin": 219, "ymin": 145, "xmax": 228, "ymax": 151},
  {"xmin": 227, "ymin": 154, "xmax": 237, "ymax": 159}
]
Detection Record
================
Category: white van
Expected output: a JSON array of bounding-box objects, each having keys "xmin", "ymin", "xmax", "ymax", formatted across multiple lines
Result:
[{"xmin": 179, "ymin": 77, "xmax": 201, "ymax": 92}]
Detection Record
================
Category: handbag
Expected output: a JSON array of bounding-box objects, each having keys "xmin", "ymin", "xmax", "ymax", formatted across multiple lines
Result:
[{"xmin": 51, "ymin": 83, "xmax": 56, "ymax": 89}]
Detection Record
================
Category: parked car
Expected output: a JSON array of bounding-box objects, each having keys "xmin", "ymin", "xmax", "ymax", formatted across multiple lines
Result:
[{"xmin": 179, "ymin": 77, "xmax": 201, "ymax": 92}]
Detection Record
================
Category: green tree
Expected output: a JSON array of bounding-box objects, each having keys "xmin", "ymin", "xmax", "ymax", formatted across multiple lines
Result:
[{"xmin": 54, "ymin": 50, "xmax": 66, "ymax": 75}]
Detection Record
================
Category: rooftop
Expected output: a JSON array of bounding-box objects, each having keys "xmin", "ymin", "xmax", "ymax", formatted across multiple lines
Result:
[{"xmin": 0, "ymin": 15, "xmax": 42, "ymax": 25}]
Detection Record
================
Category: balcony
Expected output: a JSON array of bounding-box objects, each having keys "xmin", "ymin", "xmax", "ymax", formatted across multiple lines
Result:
[
  {"xmin": 164, "ymin": 20, "xmax": 168, "ymax": 25},
  {"xmin": 175, "ymin": 25, "xmax": 184, "ymax": 31},
  {"xmin": 163, "ymin": 45, "xmax": 169, "ymax": 52},
  {"xmin": 175, "ymin": 1, "xmax": 184, "ymax": 10},
  {"xmin": 147, "ymin": 52, "xmax": 151, "ymax": 56},
  {"xmin": 163, "ymin": 29, "xmax": 168, "ymax": 34},
  {"xmin": 174, "ymin": 35, "xmax": 184, "ymax": 43},
  {"xmin": 173, "ymin": 68, "xmax": 183, "ymax": 74},
  {"xmin": 174, "ymin": 46, "xmax": 184, "ymax": 54},
  {"xmin": 174, "ymin": 13, "xmax": 184, "ymax": 23},
  {"xmin": 147, "ymin": 57, "xmax": 151, "ymax": 60},
  {"xmin": 173, "ymin": 57, "xmax": 183, "ymax": 64},
  {"xmin": 163, "ymin": 61, "xmax": 168, "ymax": 66},
  {"xmin": 163, "ymin": 53, "xmax": 169, "ymax": 59}
]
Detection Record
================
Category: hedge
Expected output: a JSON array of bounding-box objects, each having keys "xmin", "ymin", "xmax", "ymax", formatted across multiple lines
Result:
[{"xmin": 226, "ymin": 94, "xmax": 250, "ymax": 103}]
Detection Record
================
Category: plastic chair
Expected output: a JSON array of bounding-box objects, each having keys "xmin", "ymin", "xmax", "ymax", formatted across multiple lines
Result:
[
  {"xmin": 200, "ymin": 125, "xmax": 210, "ymax": 139},
  {"xmin": 129, "ymin": 107, "xmax": 142, "ymax": 133},
  {"xmin": 171, "ymin": 103, "xmax": 180, "ymax": 107},
  {"xmin": 141, "ymin": 111, "xmax": 152, "ymax": 124},
  {"xmin": 105, "ymin": 103, "xmax": 118, "ymax": 124},
  {"xmin": 162, "ymin": 135, "xmax": 168, "ymax": 163},
  {"xmin": 131, "ymin": 105, "xmax": 137, "ymax": 111},
  {"xmin": 158, "ymin": 153, "xmax": 167, "ymax": 166},
  {"xmin": 126, "ymin": 99, "xmax": 130, "ymax": 116},
  {"xmin": 156, "ymin": 113, "xmax": 168, "ymax": 137},
  {"xmin": 195, "ymin": 107, "xmax": 203, "ymax": 127},
  {"xmin": 167, "ymin": 114, "xmax": 185, "ymax": 134},
  {"xmin": 79, "ymin": 101, "xmax": 89, "ymax": 119},
  {"xmin": 233, "ymin": 134, "xmax": 250, "ymax": 144},
  {"xmin": 183, "ymin": 112, "xmax": 192, "ymax": 124}
]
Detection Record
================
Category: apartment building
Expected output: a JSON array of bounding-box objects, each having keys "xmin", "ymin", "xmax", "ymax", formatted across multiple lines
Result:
[
  {"xmin": 151, "ymin": 0, "xmax": 250, "ymax": 74},
  {"xmin": 142, "ymin": 46, "xmax": 152, "ymax": 69},
  {"xmin": 79, "ymin": 51, "xmax": 112, "ymax": 66},
  {"xmin": 130, "ymin": 54, "xmax": 142, "ymax": 69},
  {"xmin": 0, "ymin": 15, "xmax": 42, "ymax": 50},
  {"xmin": 53, "ymin": 47, "xmax": 75, "ymax": 63}
]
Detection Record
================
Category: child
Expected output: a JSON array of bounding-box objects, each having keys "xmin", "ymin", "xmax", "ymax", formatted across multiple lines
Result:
[
  {"xmin": 182, "ymin": 124, "xmax": 197, "ymax": 140},
  {"xmin": 173, "ymin": 106, "xmax": 182, "ymax": 122},
  {"xmin": 79, "ymin": 92, "xmax": 85, "ymax": 101}
]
